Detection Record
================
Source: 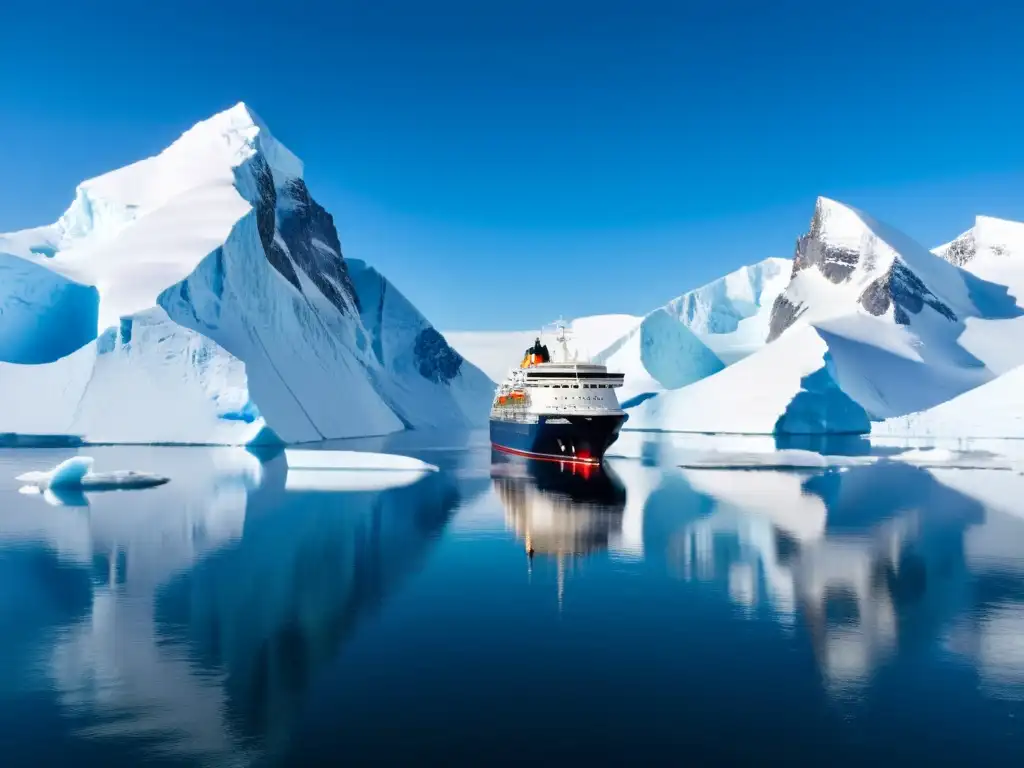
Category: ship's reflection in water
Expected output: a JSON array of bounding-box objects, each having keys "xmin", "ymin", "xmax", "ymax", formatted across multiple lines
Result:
[{"xmin": 491, "ymin": 452, "xmax": 626, "ymax": 604}]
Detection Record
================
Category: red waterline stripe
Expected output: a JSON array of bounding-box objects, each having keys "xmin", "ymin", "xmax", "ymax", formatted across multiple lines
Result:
[{"xmin": 490, "ymin": 443, "xmax": 601, "ymax": 465}]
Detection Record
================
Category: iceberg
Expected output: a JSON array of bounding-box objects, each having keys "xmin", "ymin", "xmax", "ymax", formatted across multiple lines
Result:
[
  {"xmin": 764, "ymin": 198, "xmax": 1024, "ymax": 418},
  {"xmin": 16, "ymin": 455, "xmax": 170, "ymax": 491},
  {"xmin": 283, "ymin": 449, "xmax": 438, "ymax": 491},
  {"xmin": 629, "ymin": 197, "xmax": 1024, "ymax": 434},
  {"xmin": 626, "ymin": 323, "xmax": 871, "ymax": 434},
  {"xmin": 0, "ymin": 103, "xmax": 492, "ymax": 445},
  {"xmin": 16, "ymin": 456, "xmax": 95, "ymax": 488}
]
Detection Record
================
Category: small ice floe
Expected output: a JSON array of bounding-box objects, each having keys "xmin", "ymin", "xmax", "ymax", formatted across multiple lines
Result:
[
  {"xmin": 283, "ymin": 450, "xmax": 438, "ymax": 492},
  {"xmin": 16, "ymin": 455, "xmax": 170, "ymax": 493},
  {"xmin": 675, "ymin": 449, "xmax": 870, "ymax": 470},
  {"xmin": 673, "ymin": 447, "xmax": 1016, "ymax": 471}
]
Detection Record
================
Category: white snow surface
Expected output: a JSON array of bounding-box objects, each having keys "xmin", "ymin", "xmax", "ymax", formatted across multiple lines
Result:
[
  {"xmin": 0, "ymin": 103, "xmax": 491, "ymax": 444},
  {"xmin": 283, "ymin": 449, "xmax": 438, "ymax": 491},
  {"xmin": 284, "ymin": 449, "xmax": 438, "ymax": 472},
  {"xmin": 935, "ymin": 215, "xmax": 1024, "ymax": 375},
  {"xmin": 591, "ymin": 309, "xmax": 725, "ymax": 405},
  {"xmin": 874, "ymin": 362, "xmax": 1024, "ymax": 439}
]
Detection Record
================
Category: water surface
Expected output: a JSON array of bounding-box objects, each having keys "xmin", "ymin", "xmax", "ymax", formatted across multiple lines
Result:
[{"xmin": 1, "ymin": 432, "xmax": 1023, "ymax": 765}]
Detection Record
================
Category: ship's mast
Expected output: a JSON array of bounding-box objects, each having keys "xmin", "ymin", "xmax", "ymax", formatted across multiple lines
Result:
[{"xmin": 543, "ymin": 316, "xmax": 577, "ymax": 363}]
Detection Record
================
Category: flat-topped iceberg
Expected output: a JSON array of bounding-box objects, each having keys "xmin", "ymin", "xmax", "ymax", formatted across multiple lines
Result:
[{"xmin": 283, "ymin": 449, "xmax": 439, "ymax": 492}]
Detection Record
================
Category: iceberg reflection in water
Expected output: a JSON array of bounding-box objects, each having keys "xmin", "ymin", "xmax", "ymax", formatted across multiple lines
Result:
[
  {"xmin": 0, "ymin": 444, "xmax": 479, "ymax": 765},
  {"xmin": 1, "ymin": 434, "xmax": 1024, "ymax": 764},
  {"xmin": 629, "ymin": 452, "xmax": 1024, "ymax": 704}
]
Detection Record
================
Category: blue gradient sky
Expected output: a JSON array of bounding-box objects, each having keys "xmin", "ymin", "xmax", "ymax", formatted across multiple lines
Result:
[{"xmin": 3, "ymin": 0, "xmax": 1024, "ymax": 329}]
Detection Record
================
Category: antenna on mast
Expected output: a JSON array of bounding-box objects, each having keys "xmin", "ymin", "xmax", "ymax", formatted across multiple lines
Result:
[{"xmin": 543, "ymin": 315, "xmax": 576, "ymax": 363}]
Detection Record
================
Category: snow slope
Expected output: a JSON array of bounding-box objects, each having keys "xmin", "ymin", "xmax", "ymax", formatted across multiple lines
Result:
[
  {"xmin": 629, "ymin": 197, "xmax": 1024, "ymax": 434},
  {"xmin": 874, "ymin": 362, "xmax": 1024, "ymax": 438},
  {"xmin": 0, "ymin": 104, "xmax": 492, "ymax": 444},
  {"xmin": 933, "ymin": 215, "xmax": 1024, "ymax": 375}
]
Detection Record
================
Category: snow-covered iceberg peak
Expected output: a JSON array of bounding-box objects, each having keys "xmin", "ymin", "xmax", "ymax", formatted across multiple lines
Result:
[
  {"xmin": 0, "ymin": 104, "xmax": 493, "ymax": 445},
  {"xmin": 767, "ymin": 196, "xmax": 973, "ymax": 341},
  {"xmin": 57, "ymin": 103, "xmax": 298, "ymax": 240},
  {"xmin": 7, "ymin": 102, "xmax": 319, "ymax": 334}
]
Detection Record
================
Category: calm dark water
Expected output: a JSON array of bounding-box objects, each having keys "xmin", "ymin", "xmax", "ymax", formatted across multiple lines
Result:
[{"xmin": 1, "ymin": 431, "xmax": 1023, "ymax": 766}]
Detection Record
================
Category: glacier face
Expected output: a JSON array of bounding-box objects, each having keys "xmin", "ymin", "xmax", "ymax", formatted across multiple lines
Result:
[
  {"xmin": 0, "ymin": 256, "xmax": 99, "ymax": 365},
  {"xmin": 626, "ymin": 323, "xmax": 872, "ymax": 435},
  {"xmin": 579, "ymin": 257, "xmax": 790, "ymax": 401},
  {"xmin": 664, "ymin": 257, "xmax": 790, "ymax": 363},
  {"xmin": 592, "ymin": 309, "xmax": 725, "ymax": 406},
  {"xmin": 0, "ymin": 103, "xmax": 492, "ymax": 445}
]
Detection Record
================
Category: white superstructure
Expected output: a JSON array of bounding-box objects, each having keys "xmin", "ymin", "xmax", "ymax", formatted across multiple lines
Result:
[{"xmin": 490, "ymin": 321, "xmax": 626, "ymax": 423}]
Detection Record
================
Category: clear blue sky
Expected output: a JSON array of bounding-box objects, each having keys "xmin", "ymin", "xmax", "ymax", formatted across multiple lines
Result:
[{"xmin": 3, "ymin": 0, "xmax": 1024, "ymax": 330}]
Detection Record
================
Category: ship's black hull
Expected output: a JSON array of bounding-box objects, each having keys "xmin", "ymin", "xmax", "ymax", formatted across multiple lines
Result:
[{"xmin": 489, "ymin": 413, "xmax": 626, "ymax": 463}]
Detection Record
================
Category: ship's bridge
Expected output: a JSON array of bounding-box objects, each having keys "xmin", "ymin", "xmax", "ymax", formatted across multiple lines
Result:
[{"xmin": 521, "ymin": 362, "xmax": 625, "ymax": 389}]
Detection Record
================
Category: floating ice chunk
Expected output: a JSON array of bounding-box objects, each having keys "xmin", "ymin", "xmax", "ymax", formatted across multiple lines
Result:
[
  {"xmin": 889, "ymin": 447, "xmax": 1011, "ymax": 469},
  {"xmin": 675, "ymin": 449, "xmax": 868, "ymax": 470},
  {"xmin": 672, "ymin": 447, "xmax": 1013, "ymax": 471},
  {"xmin": 285, "ymin": 469, "xmax": 433, "ymax": 492},
  {"xmin": 17, "ymin": 455, "xmax": 94, "ymax": 488},
  {"xmin": 283, "ymin": 450, "xmax": 438, "ymax": 492},
  {"xmin": 283, "ymin": 450, "xmax": 438, "ymax": 473},
  {"xmin": 16, "ymin": 455, "xmax": 169, "ymax": 491}
]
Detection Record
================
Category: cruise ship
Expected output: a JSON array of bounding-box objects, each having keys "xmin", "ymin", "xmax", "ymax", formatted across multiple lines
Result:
[{"xmin": 489, "ymin": 322, "xmax": 627, "ymax": 464}]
